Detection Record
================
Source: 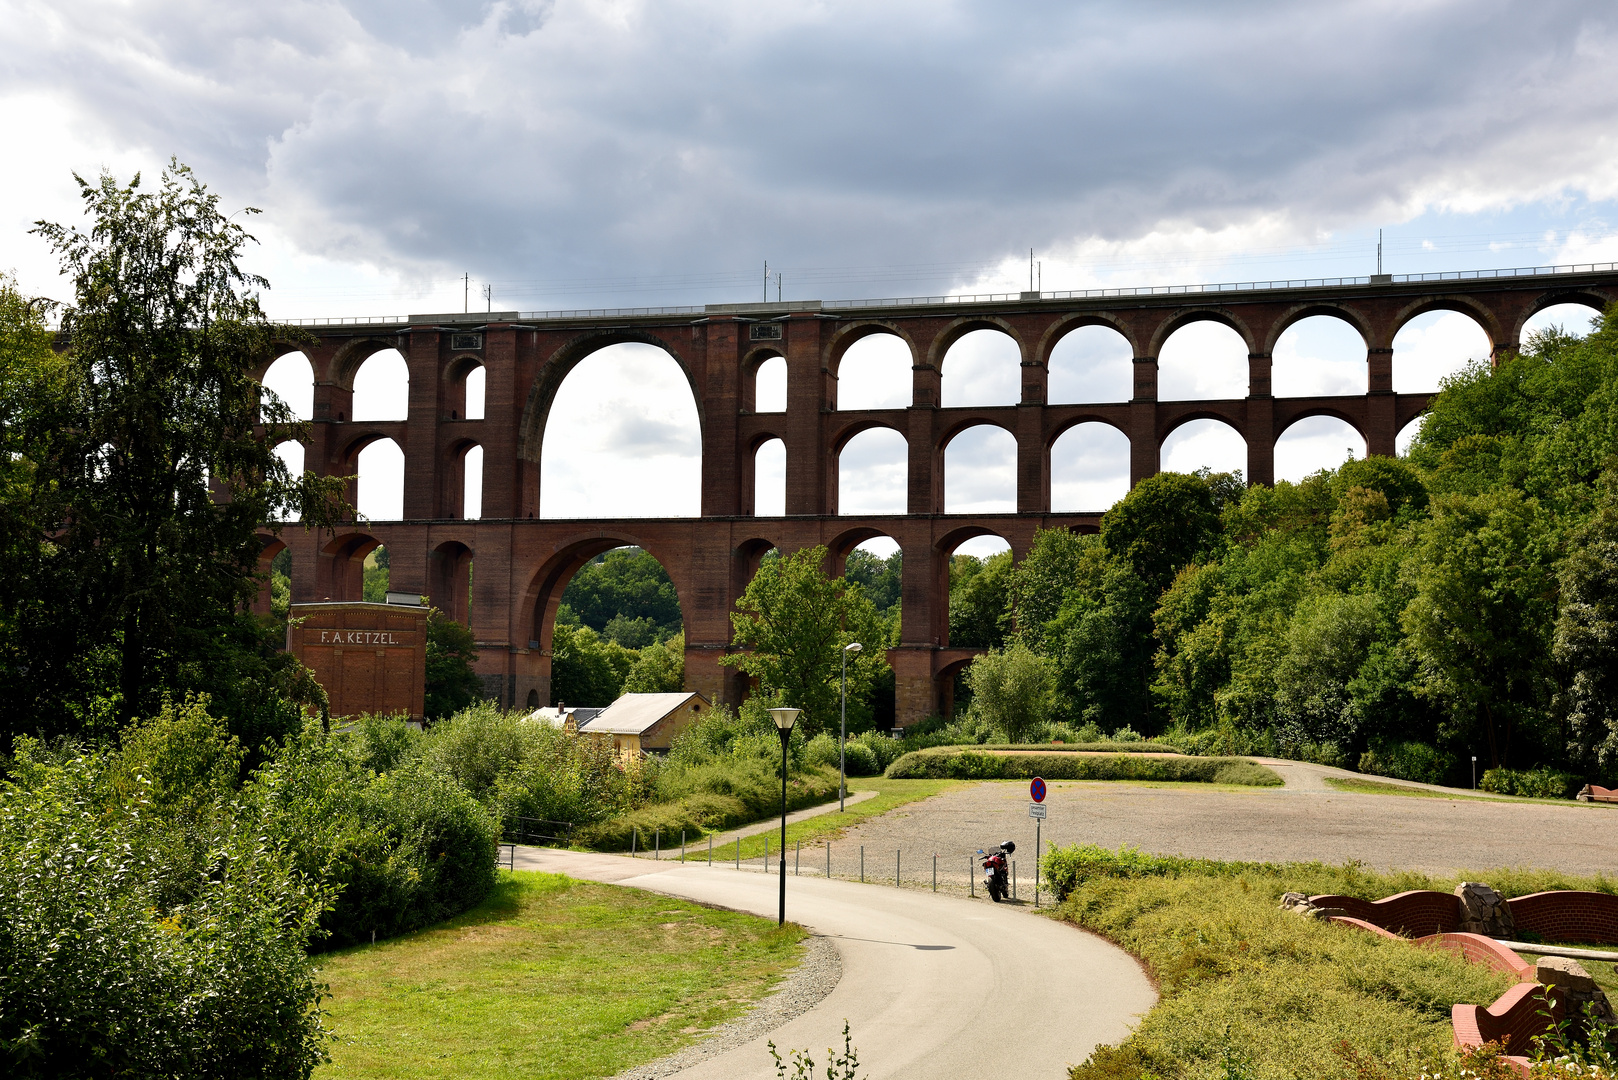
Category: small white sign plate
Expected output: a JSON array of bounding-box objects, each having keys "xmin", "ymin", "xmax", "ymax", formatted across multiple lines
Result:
[{"xmin": 1029, "ymin": 803, "xmax": 1047, "ymax": 820}]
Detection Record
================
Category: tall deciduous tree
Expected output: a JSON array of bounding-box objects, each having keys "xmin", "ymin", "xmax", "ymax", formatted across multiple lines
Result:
[
  {"xmin": 720, "ymin": 545, "xmax": 886, "ymax": 736},
  {"xmin": 1556, "ymin": 474, "xmax": 1618, "ymax": 777},
  {"xmin": 963, "ymin": 642, "xmax": 1054, "ymax": 742},
  {"xmin": 12, "ymin": 162, "xmax": 344, "ymax": 739}
]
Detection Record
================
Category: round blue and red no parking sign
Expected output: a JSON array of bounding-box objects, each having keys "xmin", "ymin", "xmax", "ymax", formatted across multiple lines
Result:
[{"xmin": 1030, "ymin": 777, "xmax": 1046, "ymax": 803}]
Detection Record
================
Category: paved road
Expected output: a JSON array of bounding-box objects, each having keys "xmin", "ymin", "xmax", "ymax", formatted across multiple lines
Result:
[
  {"xmin": 831, "ymin": 772, "xmax": 1618, "ymax": 884},
  {"xmin": 515, "ymin": 848, "xmax": 1155, "ymax": 1080}
]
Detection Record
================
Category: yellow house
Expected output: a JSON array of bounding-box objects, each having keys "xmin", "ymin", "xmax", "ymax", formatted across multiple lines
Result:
[{"xmin": 581, "ymin": 691, "xmax": 710, "ymax": 755}]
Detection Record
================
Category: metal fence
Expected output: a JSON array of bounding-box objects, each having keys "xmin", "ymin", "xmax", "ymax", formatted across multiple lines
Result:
[{"xmin": 506, "ymin": 817, "xmax": 575, "ymax": 847}]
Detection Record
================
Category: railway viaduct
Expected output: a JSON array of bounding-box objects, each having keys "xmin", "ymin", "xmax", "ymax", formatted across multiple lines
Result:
[{"xmin": 256, "ymin": 267, "xmax": 1618, "ymax": 725}]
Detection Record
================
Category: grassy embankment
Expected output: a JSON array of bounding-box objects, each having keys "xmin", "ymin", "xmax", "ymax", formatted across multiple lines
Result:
[
  {"xmin": 1046, "ymin": 845, "xmax": 1618, "ymax": 1080},
  {"xmin": 1324, "ymin": 775, "xmax": 1618, "ymax": 808},
  {"xmin": 318, "ymin": 872, "xmax": 805, "ymax": 1080}
]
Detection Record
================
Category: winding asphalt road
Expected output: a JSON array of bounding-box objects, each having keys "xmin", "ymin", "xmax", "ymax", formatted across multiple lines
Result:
[{"xmin": 514, "ymin": 847, "xmax": 1155, "ymax": 1080}]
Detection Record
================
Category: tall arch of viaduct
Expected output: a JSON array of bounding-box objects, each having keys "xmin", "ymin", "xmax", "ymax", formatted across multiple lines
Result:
[{"xmin": 258, "ymin": 270, "xmax": 1618, "ymax": 725}]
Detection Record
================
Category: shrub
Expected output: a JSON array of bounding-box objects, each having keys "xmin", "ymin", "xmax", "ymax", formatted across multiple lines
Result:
[
  {"xmin": 0, "ymin": 737, "xmax": 331, "ymax": 1079},
  {"xmin": 1479, "ymin": 766, "xmax": 1580, "ymax": 799},
  {"xmin": 1358, "ymin": 739, "xmax": 1454, "ymax": 785},
  {"xmin": 883, "ymin": 746, "xmax": 1281, "ymax": 785},
  {"xmin": 804, "ymin": 732, "xmax": 840, "ymax": 769},
  {"xmin": 853, "ymin": 730, "xmax": 907, "ymax": 771},
  {"xmin": 576, "ymin": 763, "xmax": 839, "ymax": 850},
  {"xmin": 841, "ymin": 740, "xmax": 880, "ymax": 777}
]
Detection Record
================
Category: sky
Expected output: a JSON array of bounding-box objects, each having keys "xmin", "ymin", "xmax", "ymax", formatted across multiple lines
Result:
[{"xmin": 9, "ymin": 0, "xmax": 1618, "ymax": 557}]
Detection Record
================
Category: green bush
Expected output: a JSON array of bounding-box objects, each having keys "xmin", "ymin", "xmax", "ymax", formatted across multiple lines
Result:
[
  {"xmin": 1053, "ymin": 847, "xmax": 1521, "ymax": 1080},
  {"xmin": 841, "ymin": 740, "xmax": 880, "ymax": 777},
  {"xmin": 1479, "ymin": 766, "xmax": 1580, "ymax": 799},
  {"xmin": 852, "ymin": 730, "xmax": 908, "ymax": 771},
  {"xmin": 0, "ymin": 730, "xmax": 331, "ymax": 1078},
  {"xmin": 883, "ymin": 746, "xmax": 1281, "ymax": 785},
  {"xmin": 576, "ymin": 764, "xmax": 839, "ymax": 850},
  {"xmin": 1358, "ymin": 739, "xmax": 1454, "ymax": 785}
]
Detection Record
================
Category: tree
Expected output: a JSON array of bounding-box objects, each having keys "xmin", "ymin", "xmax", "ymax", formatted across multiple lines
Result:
[
  {"xmin": 948, "ymin": 549, "xmax": 1014, "ymax": 648},
  {"xmin": 1556, "ymin": 474, "xmax": 1618, "ymax": 779},
  {"xmin": 549, "ymin": 623, "xmax": 636, "ymax": 706},
  {"xmin": 559, "ymin": 547, "xmax": 682, "ymax": 640},
  {"xmin": 1100, "ymin": 471, "xmax": 1224, "ymax": 592},
  {"xmin": 720, "ymin": 545, "xmax": 887, "ymax": 736},
  {"xmin": 622, "ymin": 631, "xmax": 686, "ymax": 694},
  {"xmin": 11, "ymin": 162, "xmax": 343, "ymax": 740},
  {"xmin": 1401, "ymin": 489, "xmax": 1561, "ymax": 768},
  {"xmin": 963, "ymin": 642, "xmax": 1054, "ymax": 742},
  {"xmin": 424, "ymin": 610, "xmax": 483, "ymax": 721}
]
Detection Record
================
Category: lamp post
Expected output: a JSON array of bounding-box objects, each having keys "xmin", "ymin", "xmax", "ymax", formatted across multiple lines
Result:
[
  {"xmin": 840, "ymin": 642, "xmax": 862, "ymax": 811},
  {"xmin": 769, "ymin": 706, "xmax": 801, "ymax": 926}
]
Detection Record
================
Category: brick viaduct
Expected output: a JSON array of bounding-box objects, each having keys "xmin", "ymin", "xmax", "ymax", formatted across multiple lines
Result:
[{"xmin": 255, "ymin": 269, "xmax": 1618, "ymax": 726}]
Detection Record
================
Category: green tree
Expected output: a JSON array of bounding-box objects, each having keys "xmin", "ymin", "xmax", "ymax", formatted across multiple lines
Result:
[
  {"xmin": 560, "ymin": 547, "xmax": 683, "ymax": 639},
  {"xmin": 844, "ymin": 546, "xmax": 902, "ymax": 616},
  {"xmin": 962, "ymin": 642, "xmax": 1054, "ymax": 742},
  {"xmin": 362, "ymin": 545, "xmax": 389, "ymax": 603},
  {"xmin": 1101, "ymin": 471, "xmax": 1225, "ymax": 592},
  {"xmin": 1401, "ymin": 489, "xmax": 1561, "ymax": 768},
  {"xmin": 1556, "ymin": 474, "xmax": 1618, "ymax": 779},
  {"xmin": 549, "ymin": 623, "xmax": 636, "ymax": 706},
  {"xmin": 948, "ymin": 549, "xmax": 1014, "ymax": 648},
  {"xmin": 720, "ymin": 545, "xmax": 887, "ymax": 736},
  {"xmin": 622, "ymin": 631, "xmax": 686, "ymax": 694},
  {"xmin": 424, "ymin": 610, "xmax": 483, "ymax": 721},
  {"xmin": 12, "ymin": 162, "xmax": 343, "ymax": 740}
]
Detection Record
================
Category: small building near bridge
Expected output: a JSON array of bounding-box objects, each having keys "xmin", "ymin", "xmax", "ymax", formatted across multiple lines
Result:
[{"xmin": 582, "ymin": 691, "xmax": 711, "ymax": 755}]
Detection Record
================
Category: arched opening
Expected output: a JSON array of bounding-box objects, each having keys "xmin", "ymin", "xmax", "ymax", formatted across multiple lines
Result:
[
  {"xmin": 838, "ymin": 333, "xmax": 911, "ymax": 409},
  {"xmin": 1523, "ymin": 301, "xmax": 1603, "ymax": 341},
  {"xmin": 941, "ymin": 328, "xmax": 1020, "ymax": 407},
  {"xmin": 356, "ymin": 438, "xmax": 405, "ymax": 521},
  {"xmin": 432, "ymin": 541, "xmax": 473, "ymax": 624},
  {"xmin": 529, "ymin": 542, "xmax": 688, "ymax": 708},
  {"xmin": 464, "ymin": 364, "xmax": 485, "ymax": 420},
  {"xmin": 754, "ymin": 437, "xmax": 785, "ymax": 517},
  {"xmin": 463, "ymin": 444, "xmax": 484, "ymax": 519},
  {"xmin": 944, "ymin": 424, "xmax": 1016, "ymax": 513},
  {"xmin": 936, "ymin": 529, "xmax": 1013, "ymax": 716},
  {"xmin": 321, "ymin": 532, "xmax": 381, "ymax": 603},
  {"xmin": 262, "ymin": 351, "xmax": 313, "ymax": 421},
  {"xmin": 753, "ymin": 355, "xmax": 786, "ymax": 412},
  {"xmin": 1158, "ymin": 321, "xmax": 1248, "ymax": 400},
  {"xmin": 1393, "ymin": 310, "xmax": 1491, "ymax": 393},
  {"xmin": 838, "ymin": 533, "xmax": 902, "ymax": 729},
  {"xmin": 362, "ymin": 544, "xmax": 391, "ymax": 602},
  {"xmin": 1049, "ymin": 324, "xmax": 1132, "ymax": 404},
  {"xmin": 1161, "ymin": 419, "xmax": 1246, "ymax": 476},
  {"xmin": 540, "ymin": 342, "xmax": 701, "ymax": 518},
  {"xmin": 1273, "ymin": 316, "xmax": 1368, "ymax": 396},
  {"xmin": 1051, "ymin": 422, "xmax": 1130, "ymax": 512},
  {"xmin": 271, "ymin": 440, "xmax": 304, "ymax": 522},
  {"xmin": 839, "ymin": 427, "xmax": 908, "ymax": 515},
  {"xmin": 352, "ymin": 348, "xmax": 409, "ymax": 421},
  {"xmin": 255, "ymin": 537, "xmax": 289, "ymax": 617},
  {"xmin": 1274, "ymin": 416, "xmax": 1365, "ymax": 483}
]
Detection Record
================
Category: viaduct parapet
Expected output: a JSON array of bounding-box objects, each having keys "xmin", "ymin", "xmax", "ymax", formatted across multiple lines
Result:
[{"xmin": 256, "ymin": 267, "xmax": 1618, "ymax": 724}]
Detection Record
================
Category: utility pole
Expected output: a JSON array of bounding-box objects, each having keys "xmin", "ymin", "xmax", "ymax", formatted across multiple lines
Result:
[
  {"xmin": 763, "ymin": 260, "xmax": 769, "ymax": 303},
  {"xmin": 463, "ymin": 272, "xmax": 469, "ymax": 313},
  {"xmin": 483, "ymin": 283, "xmax": 492, "ymax": 313},
  {"xmin": 1377, "ymin": 230, "xmax": 1383, "ymax": 276},
  {"xmin": 776, "ymin": 272, "xmax": 782, "ymax": 302}
]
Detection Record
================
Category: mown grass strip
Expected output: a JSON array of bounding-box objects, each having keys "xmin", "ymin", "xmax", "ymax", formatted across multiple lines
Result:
[
  {"xmin": 887, "ymin": 746, "xmax": 1282, "ymax": 785},
  {"xmin": 673, "ymin": 777, "xmax": 962, "ymax": 863},
  {"xmin": 1323, "ymin": 775, "xmax": 1611, "ymax": 807},
  {"xmin": 318, "ymin": 872, "xmax": 805, "ymax": 1080}
]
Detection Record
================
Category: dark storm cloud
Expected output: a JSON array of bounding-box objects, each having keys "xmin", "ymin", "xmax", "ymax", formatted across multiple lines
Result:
[{"xmin": 7, "ymin": 0, "xmax": 1617, "ymax": 299}]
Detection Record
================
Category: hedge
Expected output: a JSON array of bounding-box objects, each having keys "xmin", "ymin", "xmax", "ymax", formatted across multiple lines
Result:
[{"xmin": 884, "ymin": 747, "xmax": 1282, "ymax": 786}]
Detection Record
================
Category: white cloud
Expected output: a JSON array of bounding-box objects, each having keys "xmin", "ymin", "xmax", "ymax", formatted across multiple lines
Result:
[
  {"xmin": 1051, "ymin": 422, "xmax": 1129, "ymax": 512},
  {"xmin": 944, "ymin": 424, "xmax": 1016, "ymax": 513},
  {"xmin": 1161, "ymin": 420, "xmax": 1245, "ymax": 477},
  {"xmin": 1392, "ymin": 311, "xmax": 1492, "ymax": 393},
  {"xmin": 839, "ymin": 428, "xmax": 907, "ymax": 515},
  {"xmin": 1274, "ymin": 417, "xmax": 1364, "ymax": 484},
  {"xmin": 1158, "ymin": 321, "xmax": 1248, "ymax": 400}
]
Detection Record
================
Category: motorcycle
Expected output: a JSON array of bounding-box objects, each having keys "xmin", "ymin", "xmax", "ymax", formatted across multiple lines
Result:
[{"xmin": 978, "ymin": 841, "xmax": 1015, "ymax": 902}]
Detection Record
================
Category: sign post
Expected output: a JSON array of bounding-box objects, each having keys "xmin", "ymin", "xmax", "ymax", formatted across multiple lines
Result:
[{"xmin": 1029, "ymin": 777, "xmax": 1047, "ymax": 907}]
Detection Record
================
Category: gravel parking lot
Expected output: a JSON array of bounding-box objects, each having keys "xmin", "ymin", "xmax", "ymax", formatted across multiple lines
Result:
[{"xmin": 717, "ymin": 770, "xmax": 1617, "ymax": 900}]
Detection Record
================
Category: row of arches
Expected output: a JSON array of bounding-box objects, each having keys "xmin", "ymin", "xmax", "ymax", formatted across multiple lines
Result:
[
  {"xmin": 261, "ymin": 348, "xmax": 487, "ymax": 423},
  {"xmin": 745, "ymin": 303, "xmax": 1597, "ymax": 410},
  {"xmin": 269, "ymin": 438, "xmax": 484, "ymax": 523}
]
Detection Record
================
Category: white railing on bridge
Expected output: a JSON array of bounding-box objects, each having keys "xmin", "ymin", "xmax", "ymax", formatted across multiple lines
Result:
[{"xmin": 275, "ymin": 261, "xmax": 1618, "ymax": 328}]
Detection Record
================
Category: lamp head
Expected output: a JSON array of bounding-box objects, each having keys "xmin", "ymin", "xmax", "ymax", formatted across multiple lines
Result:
[
  {"xmin": 844, "ymin": 642, "xmax": 863, "ymax": 654},
  {"xmin": 769, "ymin": 707, "xmax": 800, "ymax": 732}
]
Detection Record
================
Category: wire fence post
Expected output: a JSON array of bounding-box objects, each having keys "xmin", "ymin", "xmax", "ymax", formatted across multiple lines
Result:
[
  {"xmin": 933, "ymin": 853, "xmax": 937, "ymax": 892},
  {"xmin": 1012, "ymin": 861, "xmax": 1017, "ymax": 900},
  {"xmin": 795, "ymin": 839, "xmax": 800, "ymax": 876},
  {"xmin": 708, "ymin": 834, "xmax": 713, "ymax": 865},
  {"xmin": 655, "ymin": 828, "xmax": 660, "ymax": 861},
  {"xmin": 896, "ymin": 850, "xmax": 900, "ymax": 887},
  {"xmin": 631, "ymin": 828, "xmax": 637, "ymax": 858},
  {"xmin": 765, "ymin": 836, "xmax": 769, "ymax": 873},
  {"xmin": 735, "ymin": 837, "xmax": 740, "ymax": 869},
  {"xmin": 826, "ymin": 843, "xmax": 831, "ymax": 879},
  {"xmin": 860, "ymin": 845, "xmax": 864, "ymax": 883},
  {"xmin": 970, "ymin": 857, "xmax": 975, "ymax": 897},
  {"xmin": 681, "ymin": 829, "xmax": 686, "ymax": 862}
]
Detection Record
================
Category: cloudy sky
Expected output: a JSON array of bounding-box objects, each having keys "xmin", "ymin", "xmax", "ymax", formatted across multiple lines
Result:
[{"xmin": 6, "ymin": 0, "xmax": 1617, "ymax": 548}]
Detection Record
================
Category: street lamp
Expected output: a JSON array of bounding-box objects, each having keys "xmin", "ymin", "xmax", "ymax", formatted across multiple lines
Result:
[
  {"xmin": 769, "ymin": 706, "xmax": 801, "ymax": 926},
  {"xmin": 840, "ymin": 642, "xmax": 862, "ymax": 811}
]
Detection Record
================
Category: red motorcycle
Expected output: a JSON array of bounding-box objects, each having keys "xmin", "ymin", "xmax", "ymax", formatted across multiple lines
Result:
[{"xmin": 978, "ymin": 841, "xmax": 1014, "ymax": 902}]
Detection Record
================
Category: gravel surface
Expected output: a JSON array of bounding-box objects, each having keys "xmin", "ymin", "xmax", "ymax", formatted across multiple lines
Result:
[
  {"xmin": 773, "ymin": 778, "xmax": 1618, "ymax": 896},
  {"xmin": 604, "ymin": 934, "xmax": 842, "ymax": 1080}
]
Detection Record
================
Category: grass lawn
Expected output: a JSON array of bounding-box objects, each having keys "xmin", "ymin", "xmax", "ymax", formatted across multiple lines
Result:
[
  {"xmin": 1050, "ymin": 847, "xmax": 1618, "ymax": 1080},
  {"xmin": 674, "ymin": 776, "xmax": 964, "ymax": 863},
  {"xmin": 1322, "ymin": 775, "xmax": 1608, "ymax": 808},
  {"xmin": 317, "ymin": 871, "xmax": 805, "ymax": 1080}
]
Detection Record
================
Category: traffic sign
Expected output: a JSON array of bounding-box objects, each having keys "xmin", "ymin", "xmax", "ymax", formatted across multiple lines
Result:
[
  {"xmin": 1029, "ymin": 803, "xmax": 1047, "ymax": 820},
  {"xmin": 1030, "ymin": 777, "xmax": 1046, "ymax": 803}
]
